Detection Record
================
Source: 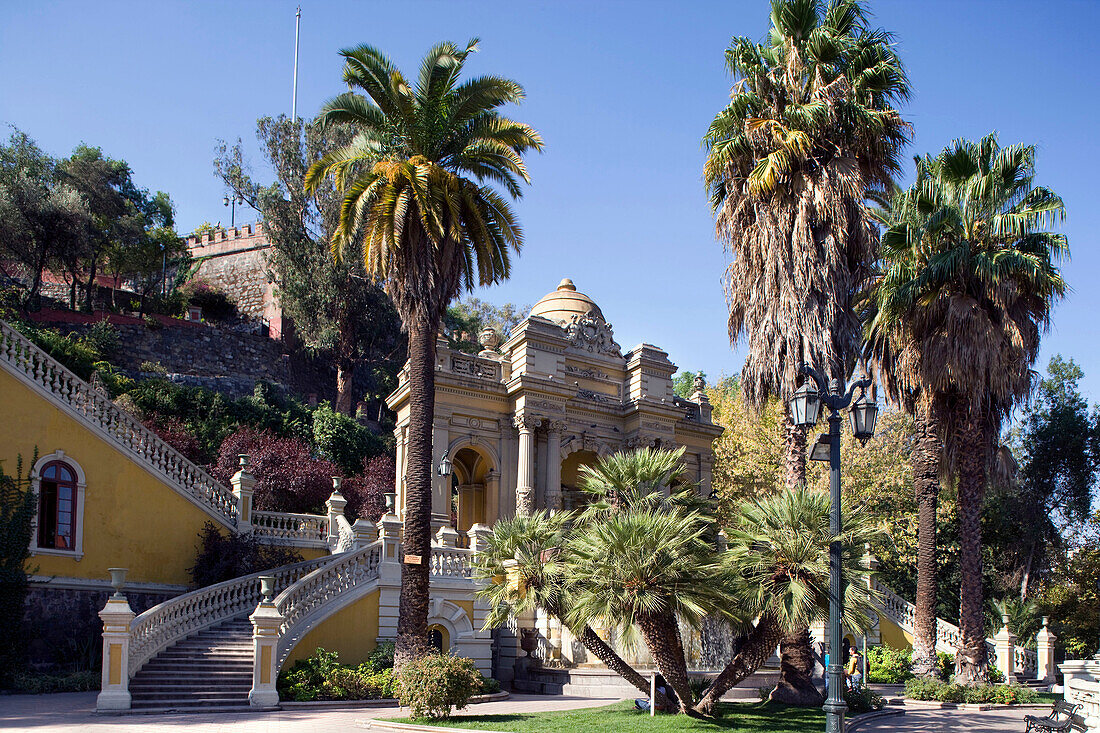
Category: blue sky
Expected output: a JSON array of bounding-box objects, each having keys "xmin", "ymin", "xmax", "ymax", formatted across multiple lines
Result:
[{"xmin": 3, "ymin": 1, "xmax": 1098, "ymax": 403}]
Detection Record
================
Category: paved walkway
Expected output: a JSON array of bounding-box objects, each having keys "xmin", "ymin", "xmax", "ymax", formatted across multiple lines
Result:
[
  {"xmin": 856, "ymin": 706, "xmax": 1033, "ymax": 731},
  {"xmin": 0, "ymin": 692, "xmax": 620, "ymax": 733}
]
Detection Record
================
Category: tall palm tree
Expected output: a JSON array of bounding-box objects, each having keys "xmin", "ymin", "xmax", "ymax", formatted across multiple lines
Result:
[
  {"xmin": 305, "ymin": 39, "xmax": 543, "ymax": 668},
  {"xmin": 870, "ymin": 133, "xmax": 1068, "ymax": 683},
  {"xmin": 470, "ymin": 511, "xmax": 665, "ymax": 704},
  {"xmin": 703, "ymin": 0, "xmax": 909, "ymax": 699},
  {"xmin": 694, "ymin": 487, "xmax": 882, "ymax": 713}
]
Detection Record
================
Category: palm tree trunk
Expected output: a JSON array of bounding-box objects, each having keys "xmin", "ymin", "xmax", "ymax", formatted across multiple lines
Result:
[
  {"xmin": 393, "ymin": 319, "xmax": 437, "ymax": 671},
  {"xmin": 911, "ymin": 404, "xmax": 942, "ymax": 678},
  {"xmin": 636, "ymin": 612, "xmax": 696, "ymax": 715},
  {"xmin": 694, "ymin": 613, "xmax": 784, "ymax": 715},
  {"xmin": 954, "ymin": 398, "xmax": 989, "ymax": 685},
  {"xmin": 335, "ymin": 359, "xmax": 355, "ymax": 415},
  {"xmin": 783, "ymin": 411, "xmax": 807, "ymax": 490},
  {"xmin": 770, "ymin": 628, "xmax": 822, "ymax": 706}
]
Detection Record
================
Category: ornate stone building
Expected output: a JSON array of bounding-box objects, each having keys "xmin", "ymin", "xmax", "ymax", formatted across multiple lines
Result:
[{"xmin": 387, "ymin": 278, "xmax": 723, "ymax": 534}]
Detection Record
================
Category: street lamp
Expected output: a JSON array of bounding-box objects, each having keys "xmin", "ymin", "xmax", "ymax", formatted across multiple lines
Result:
[
  {"xmin": 223, "ymin": 193, "xmax": 244, "ymax": 228},
  {"xmin": 437, "ymin": 449, "xmax": 453, "ymax": 478},
  {"xmin": 788, "ymin": 363, "xmax": 877, "ymax": 733}
]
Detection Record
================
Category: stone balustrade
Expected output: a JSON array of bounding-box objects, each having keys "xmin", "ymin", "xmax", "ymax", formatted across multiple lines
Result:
[
  {"xmin": 0, "ymin": 319, "xmax": 238, "ymax": 524},
  {"xmin": 1062, "ymin": 660, "xmax": 1100, "ymax": 732},
  {"xmin": 251, "ymin": 510, "xmax": 330, "ymax": 547}
]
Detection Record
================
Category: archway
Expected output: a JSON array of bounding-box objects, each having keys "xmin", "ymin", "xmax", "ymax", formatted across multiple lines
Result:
[
  {"xmin": 560, "ymin": 449, "xmax": 599, "ymax": 511},
  {"xmin": 450, "ymin": 445, "xmax": 495, "ymax": 531}
]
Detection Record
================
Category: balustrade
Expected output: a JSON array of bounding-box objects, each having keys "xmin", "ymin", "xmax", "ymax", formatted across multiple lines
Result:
[{"xmin": 251, "ymin": 510, "xmax": 329, "ymax": 546}]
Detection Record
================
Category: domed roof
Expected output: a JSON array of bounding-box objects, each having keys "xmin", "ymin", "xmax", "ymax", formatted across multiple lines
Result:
[{"xmin": 529, "ymin": 278, "xmax": 605, "ymax": 324}]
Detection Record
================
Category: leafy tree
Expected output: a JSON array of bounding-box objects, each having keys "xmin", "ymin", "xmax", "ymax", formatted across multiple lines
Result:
[
  {"xmin": 216, "ymin": 116, "xmax": 405, "ymax": 415},
  {"xmin": 871, "ymin": 134, "xmax": 1068, "ymax": 683},
  {"xmin": 1035, "ymin": 511, "xmax": 1100, "ymax": 657},
  {"xmin": 0, "ymin": 453, "xmax": 36, "ymax": 684},
  {"xmin": 304, "ymin": 39, "xmax": 542, "ymax": 668},
  {"xmin": 312, "ymin": 402, "xmax": 387, "ymax": 476},
  {"xmin": 443, "ymin": 298, "xmax": 527, "ymax": 355},
  {"xmin": 212, "ymin": 427, "xmax": 340, "ymax": 514},
  {"xmin": 188, "ymin": 521, "xmax": 302, "ymax": 588},
  {"xmin": 672, "ymin": 370, "xmax": 706, "ymax": 400},
  {"xmin": 340, "ymin": 454, "xmax": 394, "ymax": 521}
]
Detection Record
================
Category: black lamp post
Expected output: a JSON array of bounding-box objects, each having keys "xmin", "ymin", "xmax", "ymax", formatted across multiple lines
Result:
[
  {"xmin": 223, "ymin": 193, "xmax": 244, "ymax": 228},
  {"xmin": 788, "ymin": 363, "xmax": 877, "ymax": 733}
]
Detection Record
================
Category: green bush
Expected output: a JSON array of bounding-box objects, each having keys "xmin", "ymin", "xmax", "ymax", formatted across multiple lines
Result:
[
  {"xmin": 866, "ymin": 646, "xmax": 913, "ymax": 683},
  {"xmin": 8, "ymin": 670, "xmax": 100, "ymax": 693},
  {"xmin": 395, "ymin": 653, "xmax": 483, "ymax": 719},
  {"xmin": 903, "ymin": 677, "xmax": 1037, "ymax": 705},
  {"xmin": 277, "ymin": 647, "xmax": 397, "ymax": 702},
  {"xmin": 312, "ymin": 403, "xmax": 386, "ymax": 475},
  {"xmin": 936, "ymin": 652, "xmax": 954, "ymax": 680},
  {"xmin": 844, "ymin": 685, "xmax": 886, "ymax": 713}
]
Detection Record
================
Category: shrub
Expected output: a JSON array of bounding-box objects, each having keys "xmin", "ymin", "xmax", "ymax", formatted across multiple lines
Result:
[
  {"xmin": 279, "ymin": 647, "xmax": 340, "ymax": 702},
  {"xmin": 8, "ymin": 670, "xmax": 100, "ymax": 693},
  {"xmin": 277, "ymin": 647, "xmax": 397, "ymax": 702},
  {"xmin": 936, "ymin": 652, "xmax": 954, "ymax": 680},
  {"xmin": 866, "ymin": 645, "xmax": 913, "ymax": 683},
  {"xmin": 82, "ymin": 319, "xmax": 119, "ymax": 358},
  {"xmin": 188, "ymin": 522, "xmax": 302, "ymax": 588},
  {"xmin": 0, "ymin": 454, "xmax": 36, "ymax": 685},
  {"xmin": 987, "ymin": 666, "xmax": 1005, "ymax": 684},
  {"xmin": 213, "ymin": 428, "xmax": 339, "ymax": 514},
  {"xmin": 140, "ymin": 360, "xmax": 168, "ymax": 375},
  {"xmin": 903, "ymin": 677, "xmax": 1036, "ymax": 705},
  {"xmin": 144, "ymin": 417, "xmax": 205, "ymax": 465},
  {"xmin": 180, "ymin": 278, "xmax": 235, "ymax": 321},
  {"xmin": 395, "ymin": 653, "xmax": 483, "ymax": 719},
  {"xmin": 341, "ymin": 455, "xmax": 394, "ymax": 522},
  {"xmin": 844, "ymin": 685, "xmax": 886, "ymax": 713},
  {"xmin": 368, "ymin": 640, "xmax": 396, "ymax": 671},
  {"xmin": 312, "ymin": 403, "xmax": 386, "ymax": 476}
]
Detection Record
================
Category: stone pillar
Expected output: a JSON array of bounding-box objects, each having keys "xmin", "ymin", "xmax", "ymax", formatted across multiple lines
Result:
[
  {"xmin": 96, "ymin": 577, "xmax": 135, "ymax": 712},
  {"xmin": 994, "ymin": 613, "xmax": 1017, "ymax": 683},
  {"xmin": 351, "ymin": 518, "xmax": 378, "ymax": 548},
  {"xmin": 513, "ymin": 414, "xmax": 539, "ymax": 516},
  {"xmin": 378, "ymin": 511, "xmax": 404, "ymax": 584},
  {"xmin": 1035, "ymin": 617, "xmax": 1057, "ymax": 683},
  {"xmin": 436, "ymin": 525, "xmax": 461, "ymax": 548},
  {"xmin": 468, "ymin": 523, "xmax": 492, "ymax": 556},
  {"xmin": 249, "ymin": 577, "xmax": 283, "ymax": 708},
  {"xmin": 231, "ymin": 454, "xmax": 256, "ymax": 530},
  {"xmin": 326, "ymin": 478, "xmax": 347, "ymax": 548},
  {"xmin": 394, "ymin": 426, "xmax": 406, "ymax": 520},
  {"xmin": 545, "ymin": 421, "xmax": 564, "ymax": 512},
  {"xmin": 432, "ymin": 420, "xmax": 451, "ymax": 529},
  {"xmin": 484, "ymin": 470, "xmax": 500, "ymax": 526}
]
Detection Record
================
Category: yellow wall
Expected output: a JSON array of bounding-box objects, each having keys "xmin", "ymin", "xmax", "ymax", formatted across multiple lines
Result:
[
  {"xmin": 284, "ymin": 589, "xmax": 381, "ymax": 668},
  {"xmin": 1, "ymin": 368, "xmax": 234, "ymax": 587},
  {"xmin": 879, "ymin": 616, "xmax": 915, "ymax": 650}
]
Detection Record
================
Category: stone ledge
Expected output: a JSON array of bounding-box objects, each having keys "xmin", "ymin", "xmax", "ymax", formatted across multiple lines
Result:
[{"xmin": 846, "ymin": 707, "xmax": 904, "ymax": 731}]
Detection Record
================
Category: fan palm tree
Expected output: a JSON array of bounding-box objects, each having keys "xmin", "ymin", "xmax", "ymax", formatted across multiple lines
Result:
[
  {"xmin": 694, "ymin": 487, "xmax": 882, "ymax": 714},
  {"xmin": 305, "ymin": 39, "xmax": 542, "ymax": 668},
  {"xmin": 703, "ymin": 0, "xmax": 909, "ymax": 699},
  {"xmin": 470, "ymin": 511, "xmax": 664, "ymax": 704},
  {"xmin": 869, "ymin": 133, "xmax": 1068, "ymax": 683}
]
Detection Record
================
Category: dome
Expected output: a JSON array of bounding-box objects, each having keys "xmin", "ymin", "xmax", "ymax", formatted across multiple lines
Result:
[{"xmin": 529, "ymin": 278, "xmax": 605, "ymax": 324}]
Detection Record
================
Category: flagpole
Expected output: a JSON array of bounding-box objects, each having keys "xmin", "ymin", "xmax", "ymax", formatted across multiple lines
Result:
[{"xmin": 292, "ymin": 5, "xmax": 301, "ymax": 122}]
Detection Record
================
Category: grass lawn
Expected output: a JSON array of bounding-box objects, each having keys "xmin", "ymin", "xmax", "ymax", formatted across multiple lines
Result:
[
  {"xmin": 387, "ymin": 700, "xmax": 826, "ymax": 732},
  {"xmin": 1034, "ymin": 692, "xmax": 1060, "ymax": 705}
]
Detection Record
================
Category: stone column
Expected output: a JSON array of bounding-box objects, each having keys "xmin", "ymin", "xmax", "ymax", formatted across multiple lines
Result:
[
  {"xmin": 432, "ymin": 420, "xmax": 451, "ymax": 529},
  {"xmin": 545, "ymin": 421, "xmax": 565, "ymax": 512},
  {"xmin": 231, "ymin": 454, "xmax": 256, "ymax": 530},
  {"xmin": 96, "ymin": 584, "xmax": 135, "ymax": 712},
  {"xmin": 994, "ymin": 613, "xmax": 1017, "ymax": 683},
  {"xmin": 484, "ymin": 470, "xmax": 500, "ymax": 526},
  {"xmin": 351, "ymin": 518, "xmax": 378, "ymax": 548},
  {"xmin": 377, "ymin": 511, "xmax": 404, "ymax": 584},
  {"xmin": 468, "ymin": 523, "xmax": 492, "ymax": 556},
  {"xmin": 436, "ymin": 525, "xmax": 461, "ymax": 548},
  {"xmin": 394, "ymin": 426, "xmax": 406, "ymax": 520},
  {"xmin": 1035, "ymin": 616, "xmax": 1057, "ymax": 683},
  {"xmin": 326, "ymin": 478, "xmax": 347, "ymax": 548},
  {"xmin": 249, "ymin": 577, "xmax": 283, "ymax": 709},
  {"xmin": 513, "ymin": 414, "xmax": 539, "ymax": 516}
]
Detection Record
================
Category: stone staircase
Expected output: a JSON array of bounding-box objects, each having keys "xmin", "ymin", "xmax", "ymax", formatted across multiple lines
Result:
[{"xmin": 129, "ymin": 617, "xmax": 256, "ymax": 712}]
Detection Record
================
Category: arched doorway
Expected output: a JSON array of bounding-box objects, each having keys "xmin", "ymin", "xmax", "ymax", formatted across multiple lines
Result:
[
  {"xmin": 450, "ymin": 446, "xmax": 495, "ymax": 531},
  {"xmin": 560, "ymin": 449, "xmax": 599, "ymax": 511}
]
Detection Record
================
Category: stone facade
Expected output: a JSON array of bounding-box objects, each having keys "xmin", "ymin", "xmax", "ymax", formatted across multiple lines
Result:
[{"xmin": 184, "ymin": 224, "xmax": 285, "ymax": 339}]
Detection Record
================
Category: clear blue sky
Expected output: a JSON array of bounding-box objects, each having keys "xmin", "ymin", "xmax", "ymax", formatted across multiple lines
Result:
[{"xmin": 3, "ymin": 1, "xmax": 1098, "ymax": 403}]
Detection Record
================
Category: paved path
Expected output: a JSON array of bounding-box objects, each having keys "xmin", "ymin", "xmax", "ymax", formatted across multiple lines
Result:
[
  {"xmin": 856, "ymin": 706, "xmax": 1033, "ymax": 732},
  {"xmin": 0, "ymin": 692, "xmax": 621, "ymax": 732}
]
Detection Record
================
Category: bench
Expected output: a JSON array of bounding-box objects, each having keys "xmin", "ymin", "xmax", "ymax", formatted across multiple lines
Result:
[{"xmin": 1024, "ymin": 700, "xmax": 1081, "ymax": 732}]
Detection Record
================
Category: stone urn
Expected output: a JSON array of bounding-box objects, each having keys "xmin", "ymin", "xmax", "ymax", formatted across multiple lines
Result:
[
  {"xmin": 520, "ymin": 628, "xmax": 539, "ymax": 658},
  {"xmin": 259, "ymin": 575, "xmax": 276, "ymax": 603},
  {"xmin": 478, "ymin": 327, "xmax": 501, "ymax": 351},
  {"xmin": 107, "ymin": 568, "xmax": 128, "ymax": 599}
]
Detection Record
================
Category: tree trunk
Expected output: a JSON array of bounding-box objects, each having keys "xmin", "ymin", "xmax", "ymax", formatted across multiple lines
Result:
[
  {"xmin": 770, "ymin": 628, "xmax": 822, "ymax": 706},
  {"xmin": 335, "ymin": 360, "xmax": 355, "ymax": 415},
  {"xmin": 636, "ymin": 612, "xmax": 696, "ymax": 715},
  {"xmin": 694, "ymin": 614, "xmax": 784, "ymax": 715},
  {"xmin": 84, "ymin": 256, "xmax": 98, "ymax": 312},
  {"xmin": 954, "ymin": 398, "xmax": 989, "ymax": 685},
  {"xmin": 393, "ymin": 320, "xmax": 436, "ymax": 672},
  {"xmin": 911, "ymin": 405, "xmax": 942, "ymax": 678},
  {"xmin": 783, "ymin": 410, "xmax": 807, "ymax": 491},
  {"xmin": 575, "ymin": 625, "xmax": 670, "ymax": 706}
]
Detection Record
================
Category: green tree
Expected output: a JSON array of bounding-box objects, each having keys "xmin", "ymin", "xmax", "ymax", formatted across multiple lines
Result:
[
  {"xmin": 0, "ymin": 454, "xmax": 36, "ymax": 684},
  {"xmin": 305, "ymin": 39, "xmax": 542, "ymax": 668},
  {"xmin": 672, "ymin": 370, "xmax": 706, "ymax": 400},
  {"xmin": 871, "ymin": 134, "xmax": 1068, "ymax": 683},
  {"xmin": 444, "ymin": 298, "xmax": 528, "ymax": 355}
]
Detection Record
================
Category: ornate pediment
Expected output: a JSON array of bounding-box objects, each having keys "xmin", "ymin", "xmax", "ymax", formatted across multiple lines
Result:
[{"xmin": 564, "ymin": 312, "xmax": 622, "ymax": 359}]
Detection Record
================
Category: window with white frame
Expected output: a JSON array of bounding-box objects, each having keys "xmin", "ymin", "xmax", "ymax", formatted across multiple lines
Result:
[{"xmin": 31, "ymin": 450, "xmax": 86, "ymax": 558}]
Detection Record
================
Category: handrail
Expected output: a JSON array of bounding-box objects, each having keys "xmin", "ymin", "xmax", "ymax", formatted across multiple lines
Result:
[
  {"xmin": 251, "ymin": 509, "xmax": 329, "ymax": 547},
  {"xmin": 128, "ymin": 555, "xmax": 333, "ymax": 674},
  {"xmin": 274, "ymin": 541, "xmax": 384, "ymax": 666},
  {"xmin": 0, "ymin": 320, "xmax": 238, "ymax": 525}
]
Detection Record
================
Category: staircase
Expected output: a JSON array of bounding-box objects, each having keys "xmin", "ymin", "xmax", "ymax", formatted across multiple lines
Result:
[{"xmin": 129, "ymin": 617, "xmax": 256, "ymax": 712}]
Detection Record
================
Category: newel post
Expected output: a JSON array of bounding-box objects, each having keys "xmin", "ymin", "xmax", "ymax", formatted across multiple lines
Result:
[
  {"xmin": 232, "ymin": 454, "xmax": 256, "ymax": 531},
  {"xmin": 248, "ymin": 575, "xmax": 283, "ymax": 709},
  {"xmin": 435, "ymin": 525, "xmax": 460, "ymax": 548},
  {"xmin": 326, "ymin": 477, "xmax": 347, "ymax": 548},
  {"xmin": 468, "ymin": 523, "xmax": 492, "ymax": 556},
  {"xmin": 377, "ymin": 494, "xmax": 403, "ymax": 584},
  {"xmin": 351, "ymin": 518, "xmax": 378, "ymax": 548},
  {"xmin": 1036, "ymin": 616, "xmax": 1057, "ymax": 683},
  {"xmin": 994, "ymin": 613, "xmax": 1017, "ymax": 683},
  {"xmin": 97, "ymin": 568, "xmax": 134, "ymax": 711}
]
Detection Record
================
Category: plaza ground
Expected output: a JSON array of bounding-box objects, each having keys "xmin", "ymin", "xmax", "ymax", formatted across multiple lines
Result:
[{"xmin": 0, "ymin": 692, "xmax": 1038, "ymax": 733}]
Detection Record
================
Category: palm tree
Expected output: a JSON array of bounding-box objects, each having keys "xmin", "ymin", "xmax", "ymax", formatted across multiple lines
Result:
[
  {"xmin": 703, "ymin": 0, "xmax": 909, "ymax": 699},
  {"xmin": 305, "ymin": 39, "xmax": 543, "ymax": 668},
  {"xmin": 870, "ymin": 133, "xmax": 1068, "ymax": 683},
  {"xmin": 470, "ymin": 511, "xmax": 664, "ymax": 704}
]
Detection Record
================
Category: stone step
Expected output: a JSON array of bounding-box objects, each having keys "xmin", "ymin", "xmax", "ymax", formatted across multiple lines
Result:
[
  {"xmin": 130, "ymin": 698, "xmax": 252, "ymax": 711},
  {"xmin": 155, "ymin": 650, "xmax": 253, "ymax": 659},
  {"xmin": 131, "ymin": 690, "xmax": 251, "ymax": 702},
  {"xmin": 131, "ymin": 681, "xmax": 253, "ymax": 690}
]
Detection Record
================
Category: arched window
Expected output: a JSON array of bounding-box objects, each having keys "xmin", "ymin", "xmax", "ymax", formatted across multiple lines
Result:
[{"xmin": 31, "ymin": 451, "xmax": 86, "ymax": 558}]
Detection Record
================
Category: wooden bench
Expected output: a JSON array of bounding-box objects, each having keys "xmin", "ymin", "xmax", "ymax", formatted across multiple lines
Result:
[{"xmin": 1024, "ymin": 700, "xmax": 1081, "ymax": 732}]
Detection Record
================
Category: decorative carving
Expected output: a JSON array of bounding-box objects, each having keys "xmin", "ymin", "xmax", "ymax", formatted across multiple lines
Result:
[
  {"xmin": 513, "ymin": 413, "xmax": 542, "ymax": 432},
  {"xmin": 577, "ymin": 388, "xmax": 617, "ymax": 405},
  {"xmin": 693, "ymin": 374, "xmax": 706, "ymax": 393},
  {"xmin": 545, "ymin": 419, "xmax": 566, "ymax": 434},
  {"xmin": 527, "ymin": 399, "xmax": 565, "ymax": 414},
  {"xmin": 564, "ymin": 313, "xmax": 622, "ymax": 358},
  {"xmin": 450, "ymin": 354, "xmax": 500, "ymax": 380},
  {"xmin": 564, "ymin": 364, "xmax": 612, "ymax": 381}
]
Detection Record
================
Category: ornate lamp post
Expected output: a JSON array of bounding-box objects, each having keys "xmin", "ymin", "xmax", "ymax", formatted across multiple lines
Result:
[
  {"xmin": 789, "ymin": 363, "xmax": 878, "ymax": 733},
  {"xmin": 223, "ymin": 193, "xmax": 244, "ymax": 228}
]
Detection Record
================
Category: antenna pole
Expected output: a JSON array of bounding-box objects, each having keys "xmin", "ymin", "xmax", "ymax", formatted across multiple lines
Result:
[{"xmin": 292, "ymin": 6, "xmax": 301, "ymax": 122}]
